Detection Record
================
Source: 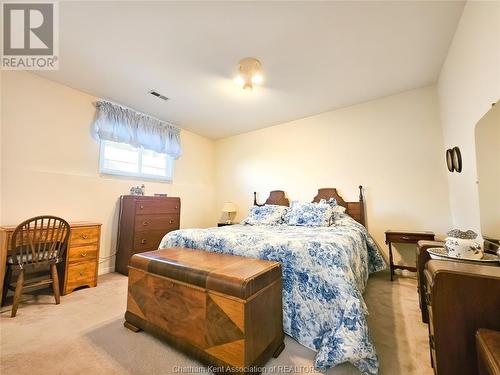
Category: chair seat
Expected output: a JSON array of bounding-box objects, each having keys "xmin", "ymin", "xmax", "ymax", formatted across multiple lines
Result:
[{"xmin": 7, "ymin": 251, "xmax": 59, "ymax": 265}]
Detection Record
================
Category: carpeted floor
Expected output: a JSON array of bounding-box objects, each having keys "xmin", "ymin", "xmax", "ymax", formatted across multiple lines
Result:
[{"xmin": 0, "ymin": 271, "xmax": 433, "ymax": 375}]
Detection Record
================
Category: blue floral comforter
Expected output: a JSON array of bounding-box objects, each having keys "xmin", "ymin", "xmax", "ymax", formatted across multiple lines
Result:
[{"xmin": 160, "ymin": 214, "xmax": 386, "ymax": 374}]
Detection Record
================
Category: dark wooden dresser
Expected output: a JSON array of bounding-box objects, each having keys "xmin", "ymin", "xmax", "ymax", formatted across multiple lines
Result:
[
  {"xmin": 477, "ymin": 329, "xmax": 500, "ymax": 375},
  {"xmin": 115, "ymin": 195, "xmax": 180, "ymax": 275},
  {"xmin": 424, "ymin": 260, "xmax": 500, "ymax": 375},
  {"xmin": 416, "ymin": 240, "xmax": 446, "ymax": 323}
]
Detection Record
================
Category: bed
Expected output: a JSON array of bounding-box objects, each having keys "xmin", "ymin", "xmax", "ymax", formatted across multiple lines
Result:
[{"xmin": 160, "ymin": 187, "xmax": 386, "ymax": 375}]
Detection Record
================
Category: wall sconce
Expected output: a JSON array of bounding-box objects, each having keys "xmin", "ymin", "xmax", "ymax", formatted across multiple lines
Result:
[{"xmin": 446, "ymin": 146, "xmax": 462, "ymax": 173}]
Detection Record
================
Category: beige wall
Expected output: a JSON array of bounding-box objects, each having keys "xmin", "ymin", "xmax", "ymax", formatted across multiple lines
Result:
[
  {"xmin": 437, "ymin": 0, "xmax": 500, "ymax": 234},
  {"xmin": 1, "ymin": 71, "xmax": 217, "ymax": 273},
  {"xmin": 215, "ymin": 86, "xmax": 452, "ymax": 262},
  {"xmin": 475, "ymin": 103, "xmax": 500, "ymax": 238}
]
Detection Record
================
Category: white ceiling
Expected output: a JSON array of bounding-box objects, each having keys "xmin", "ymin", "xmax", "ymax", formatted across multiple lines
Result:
[{"xmin": 37, "ymin": 1, "xmax": 465, "ymax": 139}]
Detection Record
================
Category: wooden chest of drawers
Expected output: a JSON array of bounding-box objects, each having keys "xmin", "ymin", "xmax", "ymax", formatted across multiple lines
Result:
[
  {"xmin": 0, "ymin": 222, "xmax": 101, "ymax": 299},
  {"xmin": 424, "ymin": 260, "xmax": 500, "ymax": 375},
  {"xmin": 115, "ymin": 196, "xmax": 180, "ymax": 275},
  {"xmin": 61, "ymin": 223, "xmax": 102, "ymax": 295}
]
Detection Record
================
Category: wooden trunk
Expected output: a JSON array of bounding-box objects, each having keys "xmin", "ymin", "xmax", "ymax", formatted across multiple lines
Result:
[
  {"xmin": 125, "ymin": 248, "xmax": 284, "ymax": 373},
  {"xmin": 115, "ymin": 195, "xmax": 180, "ymax": 275}
]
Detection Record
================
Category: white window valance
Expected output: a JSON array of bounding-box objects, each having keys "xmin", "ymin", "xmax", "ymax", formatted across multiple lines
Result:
[{"xmin": 92, "ymin": 100, "xmax": 182, "ymax": 159}]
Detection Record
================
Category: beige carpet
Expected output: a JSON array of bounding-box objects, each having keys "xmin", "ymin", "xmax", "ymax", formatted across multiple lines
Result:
[{"xmin": 0, "ymin": 271, "xmax": 433, "ymax": 375}]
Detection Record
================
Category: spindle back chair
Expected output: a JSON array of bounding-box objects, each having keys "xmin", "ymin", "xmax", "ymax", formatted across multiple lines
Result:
[{"xmin": 2, "ymin": 216, "xmax": 70, "ymax": 317}]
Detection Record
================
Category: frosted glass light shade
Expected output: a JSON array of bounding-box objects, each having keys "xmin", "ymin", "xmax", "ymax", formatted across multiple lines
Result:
[
  {"xmin": 222, "ymin": 202, "xmax": 237, "ymax": 213},
  {"xmin": 233, "ymin": 57, "xmax": 263, "ymax": 90}
]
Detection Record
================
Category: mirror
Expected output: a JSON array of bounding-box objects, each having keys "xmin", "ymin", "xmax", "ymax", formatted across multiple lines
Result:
[{"xmin": 475, "ymin": 100, "xmax": 500, "ymax": 241}]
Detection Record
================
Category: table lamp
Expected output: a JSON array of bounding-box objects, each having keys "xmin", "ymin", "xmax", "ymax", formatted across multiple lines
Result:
[{"xmin": 222, "ymin": 202, "xmax": 237, "ymax": 224}]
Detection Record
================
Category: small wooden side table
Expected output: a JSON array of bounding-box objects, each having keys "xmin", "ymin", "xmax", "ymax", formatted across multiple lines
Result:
[{"xmin": 385, "ymin": 230, "xmax": 435, "ymax": 281}]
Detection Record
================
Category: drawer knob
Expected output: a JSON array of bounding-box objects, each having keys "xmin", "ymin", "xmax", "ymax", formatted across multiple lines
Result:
[
  {"xmin": 79, "ymin": 271, "xmax": 85, "ymax": 276},
  {"xmin": 80, "ymin": 253, "xmax": 87, "ymax": 258},
  {"xmin": 140, "ymin": 239, "xmax": 147, "ymax": 244},
  {"xmin": 140, "ymin": 205, "xmax": 144, "ymax": 209},
  {"xmin": 401, "ymin": 236, "xmax": 410, "ymax": 240},
  {"xmin": 143, "ymin": 221, "xmax": 149, "ymax": 226},
  {"xmin": 169, "ymin": 219, "xmax": 174, "ymax": 224},
  {"xmin": 175, "ymin": 206, "xmax": 178, "ymax": 209},
  {"xmin": 81, "ymin": 234, "xmax": 88, "ymax": 240}
]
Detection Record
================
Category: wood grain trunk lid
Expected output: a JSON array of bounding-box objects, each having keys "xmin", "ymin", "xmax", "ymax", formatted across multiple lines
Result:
[{"xmin": 129, "ymin": 247, "xmax": 282, "ymax": 299}]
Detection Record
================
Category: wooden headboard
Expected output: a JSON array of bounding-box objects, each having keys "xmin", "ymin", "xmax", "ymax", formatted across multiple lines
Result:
[
  {"xmin": 312, "ymin": 186, "xmax": 366, "ymax": 227},
  {"xmin": 253, "ymin": 190, "xmax": 290, "ymax": 206},
  {"xmin": 253, "ymin": 186, "xmax": 366, "ymax": 227}
]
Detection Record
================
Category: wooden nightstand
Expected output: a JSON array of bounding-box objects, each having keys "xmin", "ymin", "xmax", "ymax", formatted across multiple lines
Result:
[
  {"xmin": 385, "ymin": 230, "xmax": 435, "ymax": 281},
  {"xmin": 217, "ymin": 222, "xmax": 238, "ymax": 227}
]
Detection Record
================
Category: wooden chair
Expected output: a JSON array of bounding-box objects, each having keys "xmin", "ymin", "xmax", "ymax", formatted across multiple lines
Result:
[{"xmin": 1, "ymin": 216, "xmax": 70, "ymax": 317}]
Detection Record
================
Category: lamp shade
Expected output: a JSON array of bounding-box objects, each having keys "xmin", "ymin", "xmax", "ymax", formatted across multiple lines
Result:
[{"xmin": 222, "ymin": 202, "xmax": 237, "ymax": 213}]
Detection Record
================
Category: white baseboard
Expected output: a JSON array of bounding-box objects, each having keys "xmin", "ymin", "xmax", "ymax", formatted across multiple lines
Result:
[{"xmin": 98, "ymin": 266, "xmax": 115, "ymax": 276}]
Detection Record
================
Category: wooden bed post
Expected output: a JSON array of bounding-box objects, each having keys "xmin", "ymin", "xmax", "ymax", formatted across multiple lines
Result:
[
  {"xmin": 359, "ymin": 185, "xmax": 366, "ymax": 228},
  {"xmin": 253, "ymin": 192, "xmax": 259, "ymax": 206}
]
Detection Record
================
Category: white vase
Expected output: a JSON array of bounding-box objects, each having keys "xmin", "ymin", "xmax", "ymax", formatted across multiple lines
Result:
[{"xmin": 444, "ymin": 237, "xmax": 484, "ymax": 259}]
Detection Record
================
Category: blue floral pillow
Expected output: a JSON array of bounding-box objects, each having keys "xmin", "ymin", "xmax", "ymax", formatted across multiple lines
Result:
[
  {"xmin": 319, "ymin": 198, "xmax": 337, "ymax": 206},
  {"xmin": 319, "ymin": 198, "xmax": 347, "ymax": 217},
  {"xmin": 285, "ymin": 201, "xmax": 334, "ymax": 227},
  {"xmin": 241, "ymin": 205, "xmax": 288, "ymax": 225}
]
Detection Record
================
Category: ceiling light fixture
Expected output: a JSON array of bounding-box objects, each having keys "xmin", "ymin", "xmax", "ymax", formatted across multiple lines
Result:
[{"xmin": 233, "ymin": 57, "xmax": 263, "ymax": 90}]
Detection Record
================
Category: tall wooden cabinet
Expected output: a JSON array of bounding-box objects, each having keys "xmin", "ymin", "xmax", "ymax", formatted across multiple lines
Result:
[{"xmin": 115, "ymin": 195, "xmax": 180, "ymax": 275}]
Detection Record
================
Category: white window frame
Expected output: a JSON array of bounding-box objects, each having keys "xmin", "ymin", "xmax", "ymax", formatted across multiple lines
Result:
[{"xmin": 99, "ymin": 140, "xmax": 173, "ymax": 182}]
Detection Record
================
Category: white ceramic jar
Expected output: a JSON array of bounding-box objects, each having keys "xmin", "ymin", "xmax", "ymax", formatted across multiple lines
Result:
[{"xmin": 444, "ymin": 229, "xmax": 483, "ymax": 260}]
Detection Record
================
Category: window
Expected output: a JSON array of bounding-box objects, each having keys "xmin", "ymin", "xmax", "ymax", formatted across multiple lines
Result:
[{"xmin": 99, "ymin": 140, "xmax": 173, "ymax": 181}]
